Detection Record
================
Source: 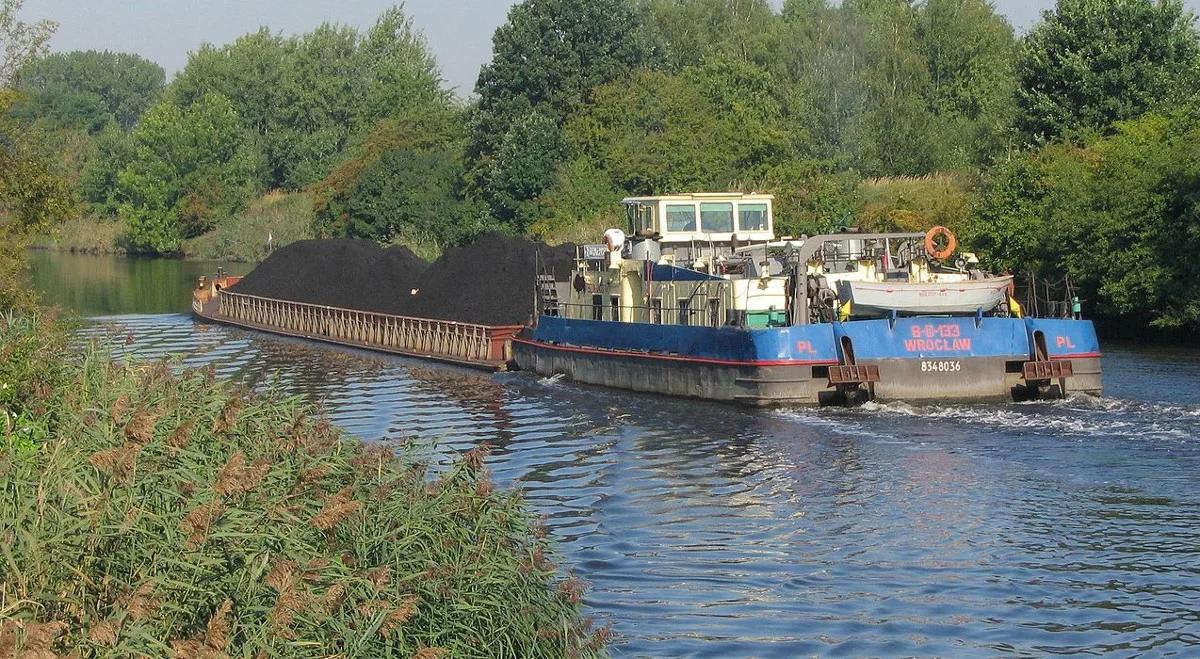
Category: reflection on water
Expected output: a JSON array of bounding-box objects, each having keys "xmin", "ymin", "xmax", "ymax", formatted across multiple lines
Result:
[
  {"xmin": 81, "ymin": 313, "xmax": 1200, "ymax": 657},
  {"xmin": 28, "ymin": 250, "xmax": 247, "ymax": 316}
]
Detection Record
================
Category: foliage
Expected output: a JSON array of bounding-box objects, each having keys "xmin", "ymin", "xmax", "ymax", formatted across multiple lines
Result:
[
  {"xmin": 1017, "ymin": 0, "xmax": 1200, "ymax": 141},
  {"xmin": 778, "ymin": 0, "xmax": 1018, "ymax": 173},
  {"xmin": 313, "ymin": 107, "xmax": 484, "ymax": 248},
  {"xmin": 117, "ymin": 92, "xmax": 262, "ymax": 254},
  {"xmin": 918, "ymin": 0, "xmax": 1019, "ymax": 166},
  {"xmin": 969, "ymin": 113, "xmax": 1200, "ymax": 328},
  {"xmin": 857, "ymin": 173, "xmax": 973, "ymax": 234},
  {"xmin": 0, "ymin": 89, "xmax": 74, "ymax": 311},
  {"xmin": 640, "ymin": 0, "xmax": 778, "ymax": 68},
  {"xmin": 0, "ymin": 0, "xmax": 55, "ymax": 86},
  {"xmin": 529, "ymin": 156, "xmax": 621, "ymax": 243},
  {"xmin": 756, "ymin": 159, "xmax": 860, "ymax": 238},
  {"xmin": 183, "ymin": 191, "xmax": 316, "ymax": 263},
  {"xmin": 80, "ymin": 124, "xmax": 136, "ymax": 217},
  {"xmin": 469, "ymin": 0, "xmax": 657, "ymax": 228},
  {"xmin": 12, "ymin": 50, "xmax": 165, "ymax": 131},
  {"xmin": 172, "ymin": 9, "xmax": 449, "ymax": 191},
  {"xmin": 0, "ymin": 311, "xmax": 608, "ymax": 657},
  {"xmin": 565, "ymin": 68, "xmax": 740, "ymax": 194}
]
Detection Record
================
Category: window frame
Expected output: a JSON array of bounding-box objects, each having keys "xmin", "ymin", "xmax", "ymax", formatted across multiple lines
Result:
[
  {"xmin": 700, "ymin": 202, "xmax": 734, "ymax": 233},
  {"xmin": 664, "ymin": 203, "xmax": 698, "ymax": 232}
]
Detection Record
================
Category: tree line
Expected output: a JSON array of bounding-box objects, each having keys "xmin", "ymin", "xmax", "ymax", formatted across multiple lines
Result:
[{"xmin": 6, "ymin": 0, "xmax": 1200, "ymax": 329}]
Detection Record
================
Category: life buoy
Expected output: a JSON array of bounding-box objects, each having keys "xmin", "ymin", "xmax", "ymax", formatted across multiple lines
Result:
[{"xmin": 924, "ymin": 226, "xmax": 958, "ymax": 260}]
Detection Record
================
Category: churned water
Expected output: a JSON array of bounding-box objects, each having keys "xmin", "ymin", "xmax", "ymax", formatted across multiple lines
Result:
[{"xmin": 83, "ymin": 314, "xmax": 1200, "ymax": 657}]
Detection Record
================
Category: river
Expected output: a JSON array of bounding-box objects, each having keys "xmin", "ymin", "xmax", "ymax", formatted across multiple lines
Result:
[{"xmin": 31, "ymin": 252, "xmax": 1200, "ymax": 657}]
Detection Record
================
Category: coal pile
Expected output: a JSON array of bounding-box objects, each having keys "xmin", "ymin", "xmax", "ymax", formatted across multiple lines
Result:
[
  {"xmin": 231, "ymin": 239, "xmax": 428, "ymax": 315},
  {"xmin": 230, "ymin": 233, "xmax": 576, "ymax": 326},
  {"xmin": 407, "ymin": 232, "xmax": 576, "ymax": 325}
]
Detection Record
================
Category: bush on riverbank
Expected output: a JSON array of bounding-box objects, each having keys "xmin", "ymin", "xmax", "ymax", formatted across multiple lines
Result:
[
  {"xmin": 0, "ymin": 312, "xmax": 607, "ymax": 657},
  {"xmin": 182, "ymin": 190, "xmax": 316, "ymax": 262}
]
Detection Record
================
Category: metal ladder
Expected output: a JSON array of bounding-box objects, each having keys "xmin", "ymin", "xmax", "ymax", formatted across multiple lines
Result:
[{"xmin": 537, "ymin": 274, "xmax": 559, "ymax": 316}]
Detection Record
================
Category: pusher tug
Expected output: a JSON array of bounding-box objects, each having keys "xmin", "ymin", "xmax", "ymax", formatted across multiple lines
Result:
[{"xmin": 512, "ymin": 193, "xmax": 1102, "ymax": 406}]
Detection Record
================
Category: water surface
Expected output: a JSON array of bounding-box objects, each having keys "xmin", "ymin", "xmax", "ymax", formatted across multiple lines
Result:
[
  {"xmin": 80, "ymin": 313, "xmax": 1200, "ymax": 657},
  {"xmin": 41, "ymin": 251, "xmax": 1200, "ymax": 656},
  {"xmin": 28, "ymin": 250, "xmax": 246, "ymax": 315}
]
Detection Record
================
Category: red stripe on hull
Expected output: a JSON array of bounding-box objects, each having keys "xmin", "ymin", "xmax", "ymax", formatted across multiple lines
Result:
[{"xmin": 512, "ymin": 337, "xmax": 839, "ymax": 368}]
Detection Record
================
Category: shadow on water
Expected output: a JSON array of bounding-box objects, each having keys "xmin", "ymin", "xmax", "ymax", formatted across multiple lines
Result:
[{"xmin": 76, "ymin": 311, "xmax": 1200, "ymax": 657}]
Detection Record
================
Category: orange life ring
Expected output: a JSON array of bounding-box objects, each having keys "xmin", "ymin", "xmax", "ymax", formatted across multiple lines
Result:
[{"xmin": 924, "ymin": 226, "xmax": 958, "ymax": 260}]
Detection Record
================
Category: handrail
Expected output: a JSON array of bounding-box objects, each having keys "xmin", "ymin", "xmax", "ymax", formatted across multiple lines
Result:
[
  {"xmin": 212, "ymin": 290, "xmax": 522, "ymax": 366},
  {"xmin": 218, "ymin": 290, "xmax": 515, "ymax": 332}
]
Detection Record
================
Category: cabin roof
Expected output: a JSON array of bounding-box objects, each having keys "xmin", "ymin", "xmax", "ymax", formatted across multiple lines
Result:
[{"xmin": 620, "ymin": 192, "xmax": 775, "ymax": 204}]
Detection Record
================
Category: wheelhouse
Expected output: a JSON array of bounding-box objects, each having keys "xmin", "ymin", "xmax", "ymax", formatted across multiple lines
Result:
[{"xmin": 622, "ymin": 193, "xmax": 776, "ymax": 244}]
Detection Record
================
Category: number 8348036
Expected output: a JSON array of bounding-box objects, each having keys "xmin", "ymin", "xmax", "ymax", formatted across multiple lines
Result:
[{"xmin": 920, "ymin": 360, "xmax": 962, "ymax": 373}]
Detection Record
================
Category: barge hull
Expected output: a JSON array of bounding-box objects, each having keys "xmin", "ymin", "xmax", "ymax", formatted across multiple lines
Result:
[
  {"xmin": 515, "ymin": 316, "xmax": 1104, "ymax": 406},
  {"xmin": 512, "ymin": 337, "xmax": 834, "ymax": 405}
]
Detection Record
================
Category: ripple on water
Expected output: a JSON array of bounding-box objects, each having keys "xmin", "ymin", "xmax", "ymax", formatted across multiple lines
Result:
[{"xmin": 85, "ymin": 315, "xmax": 1200, "ymax": 657}]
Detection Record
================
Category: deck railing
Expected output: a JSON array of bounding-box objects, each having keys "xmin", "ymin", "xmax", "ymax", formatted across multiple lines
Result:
[{"xmin": 215, "ymin": 290, "xmax": 522, "ymax": 366}]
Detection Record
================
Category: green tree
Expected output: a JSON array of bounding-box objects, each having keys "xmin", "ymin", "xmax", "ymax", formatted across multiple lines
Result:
[
  {"xmin": 79, "ymin": 124, "xmax": 136, "ymax": 216},
  {"xmin": 469, "ymin": 0, "xmax": 657, "ymax": 227},
  {"xmin": 640, "ymin": 0, "xmax": 779, "ymax": 69},
  {"xmin": 0, "ymin": 0, "xmax": 55, "ymax": 86},
  {"xmin": 918, "ymin": 0, "xmax": 1018, "ymax": 166},
  {"xmin": 487, "ymin": 110, "xmax": 567, "ymax": 227},
  {"xmin": 170, "ymin": 7, "xmax": 449, "ymax": 190},
  {"xmin": 118, "ymin": 93, "xmax": 262, "ymax": 254},
  {"xmin": 13, "ymin": 51, "xmax": 165, "ymax": 131},
  {"xmin": 780, "ymin": 0, "xmax": 939, "ymax": 175},
  {"xmin": 969, "ymin": 113, "xmax": 1200, "ymax": 328},
  {"xmin": 566, "ymin": 68, "xmax": 739, "ymax": 194},
  {"xmin": 1, "ymin": 0, "xmax": 69, "ymax": 310},
  {"xmin": 313, "ymin": 107, "xmax": 481, "ymax": 248},
  {"xmin": 1017, "ymin": 0, "xmax": 1200, "ymax": 141}
]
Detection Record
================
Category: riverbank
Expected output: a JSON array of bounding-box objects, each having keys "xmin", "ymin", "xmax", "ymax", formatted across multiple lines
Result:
[
  {"xmin": 34, "ymin": 191, "xmax": 316, "ymax": 263},
  {"xmin": 0, "ymin": 310, "xmax": 606, "ymax": 656}
]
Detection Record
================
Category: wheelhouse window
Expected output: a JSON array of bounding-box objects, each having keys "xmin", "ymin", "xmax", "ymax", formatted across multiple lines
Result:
[
  {"xmin": 665, "ymin": 204, "xmax": 697, "ymax": 232},
  {"xmin": 700, "ymin": 202, "xmax": 734, "ymax": 233},
  {"xmin": 738, "ymin": 203, "xmax": 769, "ymax": 232}
]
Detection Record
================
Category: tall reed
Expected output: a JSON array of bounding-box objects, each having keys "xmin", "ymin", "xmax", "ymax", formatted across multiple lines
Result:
[{"xmin": 0, "ymin": 312, "xmax": 607, "ymax": 657}]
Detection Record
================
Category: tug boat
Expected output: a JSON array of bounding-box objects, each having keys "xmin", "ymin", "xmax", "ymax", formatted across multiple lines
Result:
[{"xmin": 512, "ymin": 193, "xmax": 1102, "ymax": 406}]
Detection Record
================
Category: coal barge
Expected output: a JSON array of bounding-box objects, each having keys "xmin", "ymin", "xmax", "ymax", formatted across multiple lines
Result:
[{"xmin": 193, "ymin": 198, "xmax": 1102, "ymax": 405}]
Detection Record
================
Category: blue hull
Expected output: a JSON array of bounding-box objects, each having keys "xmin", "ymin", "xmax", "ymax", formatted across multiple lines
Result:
[{"xmin": 512, "ymin": 316, "xmax": 1102, "ymax": 405}]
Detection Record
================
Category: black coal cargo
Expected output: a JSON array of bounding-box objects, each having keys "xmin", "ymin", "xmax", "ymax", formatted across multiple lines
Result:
[{"xmin": 231, "ymin": 233, "xmax": 575, "ymax": 326}]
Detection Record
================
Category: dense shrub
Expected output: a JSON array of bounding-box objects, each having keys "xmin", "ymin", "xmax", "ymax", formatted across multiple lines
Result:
[{"xmin": 0, "ymin": 313, "xmax": 607, "ymax": 657}]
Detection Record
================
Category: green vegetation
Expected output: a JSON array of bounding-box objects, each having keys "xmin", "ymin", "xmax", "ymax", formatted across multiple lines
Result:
[
  {"xmin": 9, "ymin": 0, "xmax": 1200, "ymax": 328},
  {"xmin": 11, "ymin": 50, "xmax": 164, "ymax": 131},
  {"xmin": 184, "ymin": 191, "xmax": 316, "ymax": 262},
  {"xmin": 0, "ymin": 311, "xmax": 607, "ymax": 656}
]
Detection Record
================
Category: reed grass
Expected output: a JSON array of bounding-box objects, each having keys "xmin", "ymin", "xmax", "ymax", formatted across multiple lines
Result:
[{"xmin": 0, "ymin": 312, "xmax": 607, "ymax": 657}]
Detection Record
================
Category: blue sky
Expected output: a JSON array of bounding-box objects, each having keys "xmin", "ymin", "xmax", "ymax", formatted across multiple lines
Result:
[{"xmin": 19, "ymin": 0, "xmax": 1200, "ymax": 96}]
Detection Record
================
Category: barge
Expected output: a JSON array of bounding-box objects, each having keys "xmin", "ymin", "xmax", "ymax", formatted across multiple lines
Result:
[
  {"xmin": 192, "ymin": 193, "xmax": 1102, "ymax": 406},
  {"xmin": 512, "ymin": 193, "xmax": 1102, "ymax": 405},
  {"xmin": 192, "ymin": 273, "xmax": 522, "ymax": 370}
]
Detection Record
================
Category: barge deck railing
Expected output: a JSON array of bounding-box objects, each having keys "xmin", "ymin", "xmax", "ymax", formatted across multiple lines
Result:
[{"xmin": 206, "ymin": 289, "xmax": 521, "ymax": 369}]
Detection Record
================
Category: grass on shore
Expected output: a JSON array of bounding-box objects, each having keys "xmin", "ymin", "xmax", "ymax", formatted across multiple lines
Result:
[
  {"xmin": 33, "ymin": 191, "xmax": 316, "ymax": 263},
  {"xmin": 183, "ymin": 191, "xmax": 316, "ymax": 262},
  {"xmin": 0, "ymin": 311, "xmax": 607, "ymax": 657}
]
